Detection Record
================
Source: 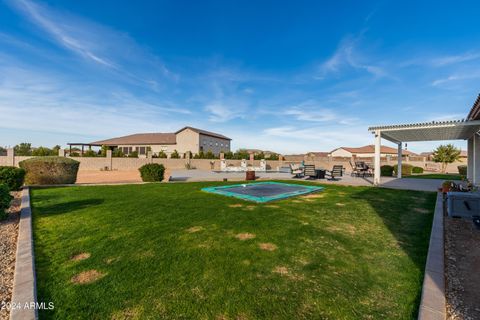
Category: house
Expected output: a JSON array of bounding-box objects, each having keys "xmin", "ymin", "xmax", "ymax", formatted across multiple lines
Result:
[
  {"xmin": 78, "ymin": 126, "xmax": 231, "ymax": 157},
  {"xmin": 330, "ymin": 145, "xmax": 417, "ymax": 158}
]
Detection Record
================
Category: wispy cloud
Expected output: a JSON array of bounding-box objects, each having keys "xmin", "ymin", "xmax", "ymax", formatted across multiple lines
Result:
[
  {"xmin": 7, "ymin": 0, "xmax": 177, "ymax": 90},
  {"xmin": 204, "ymin": 103, "xmax": 245, "ymax": 122},
  {"xmin": 431, "ymin": 72, "xmax": 480, "ymax": 86},
  {"xmin": 431, "ymin": 51, "xmax": 480, "ymax": 67},
  {"xmin": 318, "ymin": 35, "xmax": 386, "ymax": 78}
]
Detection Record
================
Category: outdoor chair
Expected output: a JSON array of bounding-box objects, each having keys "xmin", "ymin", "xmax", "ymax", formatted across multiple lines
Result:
[
  {"xmin": 349, "ymin": 161, "xmax": 359, "ymax": 177},
  {"xmin": 327, "ymin": 165, "xmax": 344, "ymax": 181},
  {"xmin": 304, "ymin": 164, "xmax": 317, "ymax": 179},
  {"xmin": 290, "ymin": 163, "xmax": 304, "ymax": 178}
]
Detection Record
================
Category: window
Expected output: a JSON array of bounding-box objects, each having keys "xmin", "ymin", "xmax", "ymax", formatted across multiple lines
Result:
[
  {"xmin": 121, "ymin": 147, "xmax": 132, "ymax": 154},
  {"xmin": 215, "ymin": 142, "xmax": 218, "ymax": 146},
  {"xmin": 220, "ymin": 143, "xmax": 224, "ymax": 147},
  {"xmin": 138, "ymin": 146, "xmax": 146, "ymax": 155}
]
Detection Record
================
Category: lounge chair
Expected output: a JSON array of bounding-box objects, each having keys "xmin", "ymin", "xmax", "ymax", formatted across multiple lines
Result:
[
  {"xmin": 350, "ymin": 161, "xmax": 359, "ymax": 177},
  {"xmin": 304, "ymin": 164, "xmax": 317, "ymax": 179},
  {"xmin": 327, "ymin": 165, "xmax": 344, "ymax": 180},
  {"xmin": 290, "ymin": 163, "xmax": 304, "ymax": 178}
]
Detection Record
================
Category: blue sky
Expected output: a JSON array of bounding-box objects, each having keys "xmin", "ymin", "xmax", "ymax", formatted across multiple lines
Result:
[{"xmin": 1, "ymin": 0, "xmax": 480, "ymax": 153}]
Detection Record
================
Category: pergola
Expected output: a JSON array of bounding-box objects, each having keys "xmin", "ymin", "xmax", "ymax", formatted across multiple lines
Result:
[{"xmin": 368, "ymin": 119, "xmax": 480, "ymax": 185}]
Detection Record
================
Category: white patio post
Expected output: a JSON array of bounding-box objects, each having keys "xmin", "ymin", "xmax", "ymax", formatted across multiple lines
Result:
[
  {"xmin": 374, "ymin": 130, "xmax": 381, "ymax": 185},
  {"xmin": 397, "ymin": 142, "xmax": 402, "ymax": 178},
  {"xmin": 467, "ymin": 137, "xmax": 473, "ymax": 182}
]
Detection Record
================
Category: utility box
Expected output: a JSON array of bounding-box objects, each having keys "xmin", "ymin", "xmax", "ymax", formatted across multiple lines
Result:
[{"xmin": 447, "ymin": 192, "xmax": 480, "ymax": 218}]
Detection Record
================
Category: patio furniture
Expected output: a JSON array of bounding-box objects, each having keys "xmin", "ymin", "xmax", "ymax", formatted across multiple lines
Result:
[
  {"xmin": 315, "ymin": 169, "xmax": 326, "ymax": 179},
  {"xmin": 246, "ymin": 170, "xmax": 256, "ymax": 181},
  {"xmin": 350, "ymin": 161, "xmax": 360, "ymax": 177},
  {"xmin": 304, "ymin": 164, "xmax": 317, "ymax": 179},
  {"xmin": 327, "ymin": 165, "xmax": 344, "ymax": 180},
  {"xmin": 290, "ymin": 163, "xmax": 304, "ymax": 178}
]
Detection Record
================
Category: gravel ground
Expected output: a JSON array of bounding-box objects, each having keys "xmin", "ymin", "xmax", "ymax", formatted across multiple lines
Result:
[
  {"xmin": 0, "ymin": 192, "xmax": 21, "ymax": 320},
  {"xmin": 445, "ymin": 217, "xmax": 480, "ymax": 320}
]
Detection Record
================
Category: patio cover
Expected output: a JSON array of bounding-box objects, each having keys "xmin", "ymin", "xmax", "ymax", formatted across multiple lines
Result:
[
  {"xmin": 368, "ymin": 119, "xmax": 480, "ymax": 185},
  {"xmin": 369, "ymin": 120, "xmax": 480, "ymax": 143}
]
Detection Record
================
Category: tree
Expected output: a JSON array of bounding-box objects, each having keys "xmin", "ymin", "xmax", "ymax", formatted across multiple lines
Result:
[
  {"xmin": 432, "ymin": 144, "xmax": 461, "ymax": 173},
  {"xmin": 32, "ymin": 146, "xmax": 54, "ymax": 156},
  {"xmin": 0, "ymin": 146, "xmax": 6, "ymax": 155},
  {"xmin": 14, "ymin": 143, "xmax": 32, "ymax": 156},
  {"xmin": 170, "ymin": 150, "xmax": 180, "ymax": 159}
]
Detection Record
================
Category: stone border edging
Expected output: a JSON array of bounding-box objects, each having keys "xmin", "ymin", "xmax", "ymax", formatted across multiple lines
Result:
[
  {"xmin": 418, "ymin": 192, "xmax": 445, "ymax": 320},
  {"xmin": 10, "ymin": 187, "xmax": 38, "ymax": 320}
]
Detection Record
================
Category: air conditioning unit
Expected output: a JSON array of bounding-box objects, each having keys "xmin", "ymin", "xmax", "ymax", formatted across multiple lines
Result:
[{"xmin": 447, "ymin": 192, "xmax": 480, "ymax": 218}]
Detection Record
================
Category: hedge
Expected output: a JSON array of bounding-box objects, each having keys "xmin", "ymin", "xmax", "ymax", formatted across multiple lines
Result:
[
  {"xmin": 0, "ymin": 183, "xmax": 12, "ymax": 220},
  {"xmin": 0, "ymin": 166, "xmax": 26, "ymax": 191},
  {"xmin": 412, "ymin": 166, "xmax": 424, "ymax": 174},
  {"xmin": 393, "ymin": 163, "xmax": 413, "ymax": 176},
  {"xmin": 380, "ymin": 165, "xmax": 394, "ymax": 177},
  {"xmin": 458, "ymin": 165, "xmax": 467, "ymax": 176},
  {"xmin": 19, "ymin": 157, "xmax": 80, "ymax": 185},
  {"xmin": 139, "ymin": 163, "xmax": 165, "ymax": 182}
]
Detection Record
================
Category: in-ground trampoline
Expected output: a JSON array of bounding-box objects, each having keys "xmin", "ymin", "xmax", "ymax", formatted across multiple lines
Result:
[{"xmin": 202, "ymin": 182, "xmax": 324, "ymax": 203}]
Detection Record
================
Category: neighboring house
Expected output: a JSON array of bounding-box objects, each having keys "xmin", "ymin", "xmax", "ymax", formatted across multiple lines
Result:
[
  {"xmin": 244, "ymin": 149, "xmax": 277, "ymax": 157},
  {"xmin": 330, "ymin": 145, "xmax": 417, "ymax": 158},
  {"xmin": 83, "ymin": 126, "xmax": 231, "ymax": 157},
  {"xmin": 306, "ymin": 152, "xmax": 330, "ymax": 158}
]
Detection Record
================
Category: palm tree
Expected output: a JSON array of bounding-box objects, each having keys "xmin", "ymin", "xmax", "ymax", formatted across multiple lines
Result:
[{"xmin": 432, "ymin": 144, "xmax": 461, "ymax": 173}]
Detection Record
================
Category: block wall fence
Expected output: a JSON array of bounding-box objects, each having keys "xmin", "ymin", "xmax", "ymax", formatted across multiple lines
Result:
[{"xmin": 0, "ymin": 148, "xmax": 465, "ymax": 173}]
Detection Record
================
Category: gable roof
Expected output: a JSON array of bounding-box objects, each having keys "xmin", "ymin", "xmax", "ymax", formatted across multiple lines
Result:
[
  {"xmin": 333, "ymin": 145, "xmax": 417, "ymax": 155},
  {"xmin": 90, "ymin": 133, "xmax": 177, "ymax": 146},
  {"xmin": 175, "ymin": 126, "xmax": 231, "ymax": 140},
  {"xmin": 467, "ymin": 94, "xmax": 480, "ymax": 120}
]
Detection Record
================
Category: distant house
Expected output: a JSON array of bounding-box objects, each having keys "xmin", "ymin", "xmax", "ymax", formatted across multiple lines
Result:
[
  {"xmin": 79, "ymin": 126, "xmax": 231, "ymax": 157},
  {"xmin": 330, "ymin": 145, "xmax": 417, "ymax": 158},
  {"xmin": 244, "ymin": 149, "xmax": 277, "ymax": 157}
]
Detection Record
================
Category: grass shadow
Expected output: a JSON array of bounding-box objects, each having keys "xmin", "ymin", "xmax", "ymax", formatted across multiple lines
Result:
[{"xmin": 34, "ymin": 199, "xmax": 104, "ymax": 216}]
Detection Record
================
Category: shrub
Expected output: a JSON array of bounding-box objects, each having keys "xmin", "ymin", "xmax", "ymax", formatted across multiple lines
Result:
[
  {"xmin": 128, "ymin": 151, "xmax": 139, "ymax": 158},
  {"xmin": 157, "ymin": 151, "xmax": 167, "ymax": 158},
  {"xmin": 0, "ymin": 183, "xmax": 12, "ymax": 220},
  {"xmin": 170, "ymin": 150, "xmax": 180, "ymax": 159},
  {"xmin": 204, "ymin": 151, "xmax": 216, "ymax": 159},
  {"xmin": 83, "ymin": 150, "xmax": 97, "ymax": 157},
  {"xmin": 458, "ymin": 165, "xmax": 467, "ymax": 176},
  {"xmin": 0, "ymin": 166, "xmax": 26, "ymax": 191},
  {"xmin": 112, "ymin": 149, "xmax": 124, "ymax": 157},
  {"xmin": 139, "ymin": 163, "xmax": 165, "ymax": 182},
  {"xmin": 19, "ymin": 157, "xmax": 80, "ymax": 185},
  {"xmin": 32, "ymin": 146, "xmax": 56, "ymax": 156},
  {"xmin": 380, "ymin": 165, "xmax": 394, "ymax": 177},
  {"xmin": 393, "ymin": 163, "xmax": 413, "ymax": 176},
  {"xmin": 412, "ymin": 166, "xmax": 424, "ymax": 174}
]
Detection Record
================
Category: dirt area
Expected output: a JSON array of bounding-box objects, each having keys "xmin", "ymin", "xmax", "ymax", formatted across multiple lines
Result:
[
  {"xmin": 445, "ymin": 217, "xmax": 480, "ymax": 320},
  {"xmin": 76, "ymin": 170, "xmax": 142, "ymax": 184},
  {"xmin": 0, "ymin": 192, "xmax": 21, "ymax": 320}
]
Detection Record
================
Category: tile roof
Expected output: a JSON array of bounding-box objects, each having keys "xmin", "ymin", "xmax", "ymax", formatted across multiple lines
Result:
[
  {"xmin": 335, "ymin": 145, "xmax": 417, "ymax": 155},
  {"xmin": 90, "ymin": 133, "xmax": 176, "ymax": 146}
]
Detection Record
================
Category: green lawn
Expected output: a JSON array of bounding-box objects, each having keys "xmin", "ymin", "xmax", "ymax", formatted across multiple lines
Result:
[
  {"xmin": 403, "ymin": 173, "xmax": 462, "ymax": 180},
  {"xmin": 31, "ymin": 182, "xmax": 436, "ymax": 320}
]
